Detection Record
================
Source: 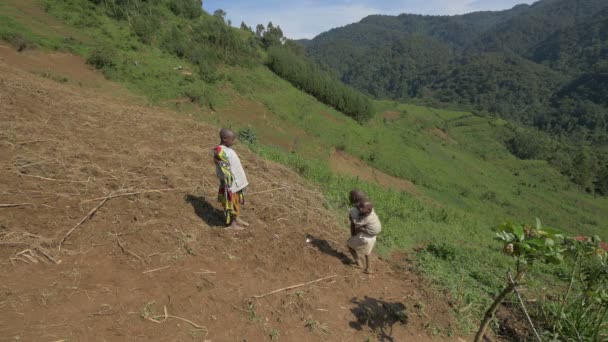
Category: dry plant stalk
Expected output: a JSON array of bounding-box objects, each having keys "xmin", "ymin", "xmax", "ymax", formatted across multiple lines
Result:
[
  {"xmin": 251, "ymin": 275, "xmax": 337, "ymax": 299},
  {"xmin": 147, "ymin": 305, "xmax": 207, "ymax": 330},
  {"xmin": 58, "ymin": 195, "xmax": 111, "ymax": 251},
  {"xmin": 0, "ymin": 231, "xmax": 58, "ymax": 264},
  {"xmin": 59, "ymin": 188, "xmax": 188, "ymax": 251},
  {"xmin": 0, "ymin": 203, "xmax": 33, "ymax": 208},
  {"xmin": 116, "ymin": 233, "xmax": 146, "ymax": 263},
  {"xmin": 142, "ymin": 265, "xmax": 171, "ymax": 274}
]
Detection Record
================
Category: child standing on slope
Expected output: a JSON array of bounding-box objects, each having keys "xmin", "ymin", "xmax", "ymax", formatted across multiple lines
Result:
[
  {"xmin": 347, "ymin": 200, "xmax": 381, "ymax": 274},
  {"xmin": 214, "ymin": 128, "xmax": 249, "ymax": 229}
]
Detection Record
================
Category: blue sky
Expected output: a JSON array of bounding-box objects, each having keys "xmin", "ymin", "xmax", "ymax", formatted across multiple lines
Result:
[{"xmin": 204, "ymin": 0, "xmax": 537, "ymax": 39}]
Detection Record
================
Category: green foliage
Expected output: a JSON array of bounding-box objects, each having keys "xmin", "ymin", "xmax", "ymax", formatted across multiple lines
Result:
[
  {"xmin": 0, "ymin": 15, "xmax": 43, "ymax": 52},
  {"xmin": 495, "ymin": 221, "xmax": 565, "ymax": 266},
  {"xmin": 537, "ymin": 237, "xmax": 608, "ymax": 341},
  {"xmin": 182, "ymin": 82, "xmax": 209, "ymax": 103},
  {"xmin": 491, "ymin": 225, "xmax": 607, "ymax": 340},
  {"xmin": 131, "ymin": 13, "xmax": 160, "ymax": 44},
  {"xmin": 6, "ymin": 32, "xmax": 31, "ymax": 51},
  {"xmin": 505, "ymin": 128, "xmax": 549, "ymax": 160},
  {"xmin": 304, "ymin": 0, "xmax": 608, "ymax": 195},
  {"xmin": 474, "ymin": 221, "xmax": 566, "ymax": 342},
  {"xmin": 86, "ymin": 45, "xmax": 118, "ymax": 70},
  {"xmin": 257, "ymin": 21, "xmax": 284, "ymax": 49},
  {"xmin": 168, "ymin": 0, "xmax": 202, "ymax": 19},
  {"xmin": 267, "ymin": 46, "xmax": 374, "ymax": 122},
  {"xmin": 238, "ymin": 126, "xmax": 257, "ymax": 145},
  {"xmin": 426, "ymin": 242, "xmax": 457, "ymax": 261}
]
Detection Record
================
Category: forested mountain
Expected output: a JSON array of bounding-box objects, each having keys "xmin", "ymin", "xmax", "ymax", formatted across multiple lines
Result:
[
  {"xmin": 530, "ymin": 7, "xmax": 608, "ymax": 72},
  {"xmin": 304, "ymin": 0, "xmax": 608, "ymax": 194},
  {"xmin": 305, "ymin": 0, "xmax": 608, "ymax": 138}
]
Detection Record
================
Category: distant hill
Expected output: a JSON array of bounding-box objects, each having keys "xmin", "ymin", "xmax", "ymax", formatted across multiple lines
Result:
[
  {"xmin": 304, "ymin": 0, "xmax": 608, "ymax": 142},
  {"xmin": 295, "ymin": 38, "xmax": 312, "ymax": 47}
]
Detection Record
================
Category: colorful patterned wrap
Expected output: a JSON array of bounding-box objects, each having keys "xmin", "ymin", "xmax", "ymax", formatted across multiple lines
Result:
[{"xmin": 214, "ymin": 145, "xmax": 246, "ymax": 224}]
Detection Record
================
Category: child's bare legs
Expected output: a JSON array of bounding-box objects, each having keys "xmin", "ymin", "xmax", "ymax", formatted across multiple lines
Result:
[
  {"xmin": 364, "ymin": 255, "xmax": 372, "ymax": 274},
  {"xmin": 348, "ymin": 247, "xmax": 363, "ymax": 267},
  {"xmin": 227, "ymin": 215, "xmax": 244, "ymax": 230}
]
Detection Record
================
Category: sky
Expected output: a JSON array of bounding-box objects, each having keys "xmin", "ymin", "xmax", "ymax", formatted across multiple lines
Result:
[{"xmin": 204, "ymin": 0, "xmax": 537, "ymax": 39}]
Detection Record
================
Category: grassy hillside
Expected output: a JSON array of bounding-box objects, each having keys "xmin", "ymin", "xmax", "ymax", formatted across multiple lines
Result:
[{"xmin": 2, "ymin": 0, "xmax": 607, "ymax": 335}]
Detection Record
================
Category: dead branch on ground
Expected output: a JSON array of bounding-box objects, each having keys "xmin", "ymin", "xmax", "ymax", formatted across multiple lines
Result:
[
  {"xmin": 251, "ymin": 275, "xmax": 337, "ymax": 299},
  {"xmin": 58, "ymin": 194, "xmax": 111, "ymax": 251},
  {"xmin": 0, "ymin": 203, "xmax": 33, "ymax": 208},
  {"xmin": 115, "ymin": 232, "xmax": 146, "ymax": 264},
  {"xmin": 147, "ymin": 305, "xmax": 208, "ymax": 331}
]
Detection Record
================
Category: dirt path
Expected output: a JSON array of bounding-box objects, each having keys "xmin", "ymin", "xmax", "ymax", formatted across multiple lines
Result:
[{"xmin": 0, "ymin": 47, "xmax": 457, "ymax": 341}]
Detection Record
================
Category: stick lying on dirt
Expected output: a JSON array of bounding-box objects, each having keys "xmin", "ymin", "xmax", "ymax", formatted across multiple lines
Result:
[
  {"xmin": 142, "ymin": 265, "xmax": 171, "ymax": 274},
  {"xmin": 58, "ymin": 194, "xmax": 111, "ymax": 251},
  {"xmin": 148, "ymin": 305, "xmax": 207, "ymax": 330},
  {"xmin": 247, "ymin": 186, "xmax": 289, "ymax": 196},
  {"xmin": 116, "ymin": 233, "xmax": 146, "ymax": 264},
  {"xmin": 0, "ymin": 203, "xmax": 33, "ymax": 208},
  {"xmin": 81, "ymin": 188, "xmax": 186, "ymax": 203},
  {"xmin": 193, "ymin": 269, "xmax": 216, "ymax": 275},
  {"xmin": 17, "ymin": 172, "xmax": 90, "ymax": 183},
  {"xmin": 59, "ymin": 188, "xmax": 189, "ymax": 251},
  {"xmin": 251, "ymin": 275, "xmax": 337, "ymax": 299}
]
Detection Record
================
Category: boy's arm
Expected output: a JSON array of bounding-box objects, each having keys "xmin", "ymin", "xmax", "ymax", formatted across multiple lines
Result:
[{"xmin": 349, "ymin": 215, "xmax": 357, "ymax": 236}]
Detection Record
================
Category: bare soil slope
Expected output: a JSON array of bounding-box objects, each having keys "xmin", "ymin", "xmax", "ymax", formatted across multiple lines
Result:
[{"xmin": 0, "ymin": 46, "xmax": 455, "ymax": 341}]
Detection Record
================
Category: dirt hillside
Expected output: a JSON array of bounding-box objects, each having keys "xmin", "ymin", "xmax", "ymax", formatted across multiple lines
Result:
[{"xmin": 0, "ymin": 45, "xmax": 456, "ymax": 341}]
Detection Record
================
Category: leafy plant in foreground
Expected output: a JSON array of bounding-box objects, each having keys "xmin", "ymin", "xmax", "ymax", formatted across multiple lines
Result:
[
  {"xmin": 475, "ymin": 220, "xmax": 565, "ymax": 342},
  {"xmin": 539, "ymin": 236, "xmax": 608, "ymax": 341}
]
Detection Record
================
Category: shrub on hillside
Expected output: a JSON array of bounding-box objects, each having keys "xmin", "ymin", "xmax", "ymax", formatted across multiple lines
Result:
[
  {"xmin": 132, "ymin": 14, "xmax": 160, "ymax": 44},
  {"xmin": 86, "ymin": 45, "xmax": 118, "ymax": 69},
  {"xmin": 160, "ymin": 25, "xmax": 189, "ymax": 58},
  {"xmin": 238, "ymin": 127, "xmax": 258, "ymax": 145},
  {"xmin": 182, "ymin": 83, "xmax": 208, "ymax": 103},
  {"xmin": 168, "ymin": 0, "xmax": 202, "ymax": 19},
  {"xmin": 4, "ymin": 33, "xmax": 31, "ymax": 52},
  {"xmin": 196, "ymin": 58, "xmax": 222, "ymax": 83}
]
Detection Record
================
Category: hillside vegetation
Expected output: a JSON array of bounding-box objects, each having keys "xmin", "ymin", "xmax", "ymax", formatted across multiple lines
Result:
[
  {"xmin": 304, "ymin": 0, "xmax": 608, "ymax": 195},
  {"xmin": 1, "ymin": 0, "xmax": 607, "ymax": 339}
]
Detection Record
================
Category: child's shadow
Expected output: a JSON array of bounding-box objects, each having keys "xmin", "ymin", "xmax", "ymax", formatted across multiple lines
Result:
[
  {"xmin": 184, "ymin": 194, "xmax": 226, "ymax": 227},
  {"xmin": 307, "ymin": 235, "xmax": 352, "ymax": 265}
]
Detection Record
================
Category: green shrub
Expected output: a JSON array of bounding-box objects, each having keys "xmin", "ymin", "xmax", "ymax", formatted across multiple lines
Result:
[
  {"xmin": 238, "ymin": 126, "xmax": 258, "ymax": 145},
  {"xmin": 266, "ymin": 46, "xmax": 374, "ymax": 123},
  {"xmin": 182, "ymin": 83, "xmax": 208, "ymax": 103},
  {"xmin": 427, "ymin": 241, "xmax": 458, "ymax": 261},
  {"xmin": 86, "ymin": 45, "xmax": 118, "ymax": 70},
  {"xmin": 131, "ymin": 14, "xmax": 160, "ymax": 44},
  {"xmin": 168, "ymin": 0, "xmax": 202, "ymax": 19},
  {"xmin": 3, "ymin": 32, "xmax": 31, "ymax": 52}
]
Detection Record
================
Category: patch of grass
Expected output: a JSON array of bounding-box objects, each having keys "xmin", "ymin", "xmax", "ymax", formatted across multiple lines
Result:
[
  {"xmin": 304, "ymin": 317, "xmax": 329, "ymax": 334},
  {"xmin": 140, "ymin": 301, "xmax": 156, "ymax": 319},
  {"xmin": 246, "ymin": 301, "xmax": 261, "ymax": 323},
  {"xmin": 269, "ymin": 328, "xmax": 280, "ymax": 340},
  {"xmin": 0, "ymin": 15, "xmax": 40, "ymax": 50}
]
